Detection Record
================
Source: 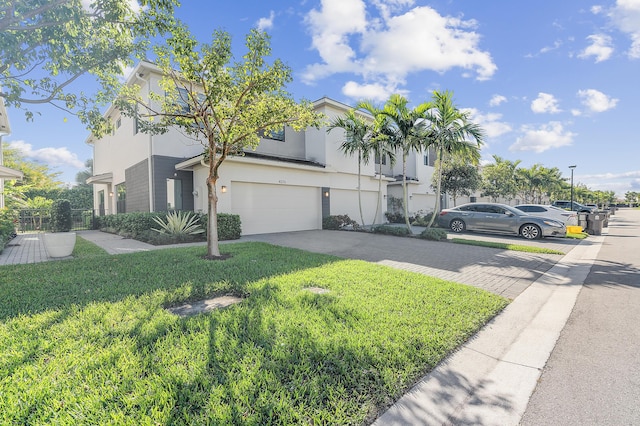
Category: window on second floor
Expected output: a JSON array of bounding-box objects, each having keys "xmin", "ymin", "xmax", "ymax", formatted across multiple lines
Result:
[
  {"xmin": 375, "ymin": 154, "xmax": 387, "ymax": 165},
  {"xmin": 176, "ymin": 87, "xmax": 191, "ymax": 114},
  {"xmin": 259, "ymin": 127, "xmax": 285, "ymax": 142}
]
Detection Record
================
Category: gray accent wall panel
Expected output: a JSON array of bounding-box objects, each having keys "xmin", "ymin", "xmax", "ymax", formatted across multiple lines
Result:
[{"xmin": 125, "ymin": 159, "xmax": 150, "ymax": 212}]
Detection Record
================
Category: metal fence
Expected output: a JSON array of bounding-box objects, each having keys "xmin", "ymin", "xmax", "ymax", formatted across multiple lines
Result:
[{"xmin": 17, "ymin": 209, "xmax": 95, "ymax": 233}]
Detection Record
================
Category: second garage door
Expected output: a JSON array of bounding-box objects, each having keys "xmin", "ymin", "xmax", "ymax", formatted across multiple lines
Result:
[{"xmin": 231, "ymin": 182, "xmax": 321, "ymax": 235}]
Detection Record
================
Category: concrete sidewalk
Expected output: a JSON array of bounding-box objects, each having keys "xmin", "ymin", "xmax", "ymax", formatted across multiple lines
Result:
[
  {"xmin": 0, "ymin": 230, "xmax": 205, "ymax": 265},
  {"xmin": 374, "ymin": 231, "xmax": 605, "ymax": 425}
]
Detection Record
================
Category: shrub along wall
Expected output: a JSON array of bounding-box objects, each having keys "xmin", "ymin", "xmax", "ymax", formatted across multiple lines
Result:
[
  {"xmin": 0, "ymin": 210, "xmax": 17, "ymax": 254},
  {"xmin": 197, "ymin": 213, "xmax": 242, "ymax": 241},
  {"xmin": 95, "ymin": 211, "xmax": 241, "ymax": 241}
]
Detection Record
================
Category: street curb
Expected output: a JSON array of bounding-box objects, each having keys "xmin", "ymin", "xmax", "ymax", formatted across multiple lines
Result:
[{"xmin": 374, "ymin": 232, "xmax": 606, "ymax": 425}]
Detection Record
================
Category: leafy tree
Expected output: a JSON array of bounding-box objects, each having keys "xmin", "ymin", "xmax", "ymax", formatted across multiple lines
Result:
[
  {"xmin": 481, "ymin": 155, "xmax": 520, "ymax": 203},
  {"xmin": 377, "ymin": 94, "xmax": 431, "ymax": 233},
  {"xmin": 625, "ymin": 191, "xmax": 638, "ymax": 206},
  {"xmin": 434, "ymin": 160, "xmax": 481, "ymax": 206},
  {"xmin": 516, "ymin": 164, "xmax": 564, "ymax": 204},
  {"xmin": 357, "ymin": 101, "xmax": 397, "ymax": 226},
  {"xmin": 0, "ymin": 0, "xmax": 176, "ymax": 133},
  {"xmin": 1, "ymin": 141, "xmax": 62, "ymax": 207},
  {"xmin": 328, "ymin": 109, "xmax": 372, "ymax": 226},
  {"xmin": 75, "ymin": 159, "xmax": 93, "ymax": 187},
  {"xmin": 425, "ymin": 90, "xmax": 483, "ymax": 228},
  {"xmin": 118, "ymin": 27, "xmax": 322, "ymax": 258}
]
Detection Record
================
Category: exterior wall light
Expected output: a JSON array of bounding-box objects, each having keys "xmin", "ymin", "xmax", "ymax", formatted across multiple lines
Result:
[{"xmin": 221, "ymin": 186, "xmax": 227, "ymax": 193}]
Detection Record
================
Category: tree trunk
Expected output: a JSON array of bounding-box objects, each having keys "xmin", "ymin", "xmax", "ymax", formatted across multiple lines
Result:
[
  {"xmin": 426, "ymin": 147, "xmax": 443, "ymax": 228},
  {"xmin": 357, "ymin": 151, "xmax": 365, "ymax": 227},
  {"xmin": 372, "ymin": 162, "xmax": 382, "ymax": 226},
  {"xmin": 206, "ymin": 176, "xmax": 221, "ymax": 258},
  {"xmin": 402, "ymin": 151, "xmax": 411, "ymax": 233}
]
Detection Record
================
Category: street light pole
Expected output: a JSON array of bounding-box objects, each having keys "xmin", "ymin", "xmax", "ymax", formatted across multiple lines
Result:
[{"xmin": 569, "ymin": 165, "xmax": 577, "ymax": 209}]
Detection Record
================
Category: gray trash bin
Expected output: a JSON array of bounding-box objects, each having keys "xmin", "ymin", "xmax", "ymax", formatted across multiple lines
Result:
[
  {"xmin": 578, "ymin": 213, "xmax": 588, "ymax": 230},
  {"xmin": 586, "ymin": 213, "xmax": 605, "ymax": 235}
]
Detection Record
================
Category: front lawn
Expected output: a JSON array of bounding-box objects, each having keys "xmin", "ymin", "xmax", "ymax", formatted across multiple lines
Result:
[{"xmin": 0, "ymin": 238, "xmax": 508, "ymax": 425}]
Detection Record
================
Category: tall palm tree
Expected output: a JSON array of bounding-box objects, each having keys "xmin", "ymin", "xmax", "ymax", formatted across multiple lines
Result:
[
  {"xmin": 378, "ymin": 94, "xmax": 432, "ymax": 233},
  {"xmin": 327, "ymin": 109, "xmax": 372, "ymax": 226},
  {"xmin": 355, "ymin": 101, "xmax": 396, "ymax": 226},
  {"xmin": 426, "ymin": 90, "xmax": 484, "ymax": 228}
]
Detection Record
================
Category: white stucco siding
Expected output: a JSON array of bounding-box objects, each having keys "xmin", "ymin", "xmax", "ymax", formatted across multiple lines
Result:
[
  {"xmin": 188, "ymin": 155, "xmax": 386, "ymax": 235},
  {"xmin": 150, "ymin": 130, "xmax": 204, "ymax": 158},
  {"xmin": 330, "ymin": 188, "xmax": 382, "ymax": 225}
]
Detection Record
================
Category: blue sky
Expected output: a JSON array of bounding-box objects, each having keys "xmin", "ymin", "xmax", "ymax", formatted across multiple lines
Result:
[{"xmin": 5, "ymin": 0, "xmax": 640, "ymax": 197}]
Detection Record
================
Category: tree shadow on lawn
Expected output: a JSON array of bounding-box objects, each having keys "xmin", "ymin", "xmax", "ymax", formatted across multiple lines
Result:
[
  {"xmin": 0, "ymin": 242, "xmax": 339, "ymax": 321},
  {"xmin": 163, "ymin": 286, "xmax": 416, "ymax": 425}
]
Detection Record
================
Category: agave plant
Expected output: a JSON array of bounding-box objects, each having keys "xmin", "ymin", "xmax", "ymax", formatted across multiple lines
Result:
[{"xmin": 152, "ymin": 211, "xmax": 205, "ymax": 236}]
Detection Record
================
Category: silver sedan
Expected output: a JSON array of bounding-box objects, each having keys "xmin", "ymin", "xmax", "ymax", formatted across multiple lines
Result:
[{"xmin": 437, "ymin": 202, "xmax": 567, "ymax": 239}]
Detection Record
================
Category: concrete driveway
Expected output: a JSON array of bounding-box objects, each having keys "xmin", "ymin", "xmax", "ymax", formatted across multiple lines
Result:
[{"xmin": 240, "ymin": 229, "xmax": 582, "ymax": 300}]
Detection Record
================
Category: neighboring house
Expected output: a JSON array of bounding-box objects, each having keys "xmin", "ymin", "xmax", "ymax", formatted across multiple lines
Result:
[
  {"xmin": 0, "ymin": 97, "xmax": 24, "ymax": 209},
  {"xmin": 86, "ymin": 61, "xmax": 446, "ymax": 235}
]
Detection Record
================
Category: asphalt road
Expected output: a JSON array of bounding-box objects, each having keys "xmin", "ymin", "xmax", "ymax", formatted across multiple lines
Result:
[{"xmin": 520, "ymin": 208, "xmax": 640, "ymax": 425}]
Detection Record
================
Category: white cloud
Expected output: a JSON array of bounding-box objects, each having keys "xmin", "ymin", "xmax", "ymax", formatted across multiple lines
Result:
[
  {"xmin": 581, "ymin": 170, "xmax": 640, "ymax": 180},
  {"xmin": 531, "ymin": 93, "xmax": 561, "ymax": 114},
  {"xmin": 7, "ymin": 140, "xmax": 85, "ymax": 169},
  {"xmin": 577, "ymin": 89, "xmax": 619, "ymax": 112},
  {"xmin": 464, "ymin": 108, "xmax": 512, "ymax": 138},
  {"xmin": 578, "ymin": 34, "xmax": 614, "ymax": 62},
  {"xmin": 489, "ymin": 94, "xmax": 507, "ymax": 107},
  {"xmin": 341, "ymin": 81, "xmax": 402, "ymax": 102},
  {"xmin": 509, "ymin": 122, "xmax": 575, "ymax": 153},
  {"xmin": 609, "ymin": 0, "xmax": 640, "ymax": 59},
  {"xmin": 303, "ymin": 1, "xmax": 496, "ymax": 87},
  {"xmin": 257, "ymin": 11, "xmax": 275, "ymax": 31}
]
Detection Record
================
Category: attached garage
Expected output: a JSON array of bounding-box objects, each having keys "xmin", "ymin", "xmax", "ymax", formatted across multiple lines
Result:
[{"xmin": 231, "ymin": 182, "xmax": 321, "ymax": 235}]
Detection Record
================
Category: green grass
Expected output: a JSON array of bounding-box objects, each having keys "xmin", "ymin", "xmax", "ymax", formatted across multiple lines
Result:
[
  {"xmin": 566, "ymin": 231, "xmax": 588, "ymax": 239},
  {"xmin": 451, "ymin": 238, "xmax": 565, "ymax": 255},
  {"xmin": 0, "ymin": 237, "xmax": 508, "ymax": 425}
]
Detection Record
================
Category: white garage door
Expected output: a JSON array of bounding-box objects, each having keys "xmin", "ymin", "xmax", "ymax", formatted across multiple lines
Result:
[{"xmin": 231, "ymin": 182, "xmax": 321, "ymax": 235}]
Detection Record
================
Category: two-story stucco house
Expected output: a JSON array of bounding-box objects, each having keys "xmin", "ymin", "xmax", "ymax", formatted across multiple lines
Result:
[{"xmin": 86, "ymin": 61, "xmax": 443, "ymax": 235}]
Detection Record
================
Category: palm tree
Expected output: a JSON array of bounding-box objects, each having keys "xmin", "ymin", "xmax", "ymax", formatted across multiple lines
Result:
[
  {"xmin": 355, "ymin": 101, "xmax": 396, "ymax": 226},
  {"xmin": 327, "ymin": 109, "xmax": 372, "ymax": 226},
  {"xmin": 426, "ymin": 90, "xmax": 484, "ymax": 228},
  {"xmin": 378, "ymin": 94, "xmax": 432, "ymax": 233}
]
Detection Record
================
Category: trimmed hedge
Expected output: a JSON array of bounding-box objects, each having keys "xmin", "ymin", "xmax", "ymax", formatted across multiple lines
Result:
[
  {"xmin": 419, "ymin": 227, "xmax": 448, "ymax": 241},
  {"xmin": 198, "ymin": 212, "xmax": 242, "ymax": 240},
  {"xmin": 95, "ymin": 212, "xmax": 160, "ymax": 237},
  {"xmin": 372, "ymin": 225, "xmax": 411, "ymax": 237},
  {"xmin": 322, "ymin": 214, "xmax": 358, "ymax": 230},
  {"xmin": 95, "ymin": 211, "xmax": 241, "ymax": 241},
  {"xmin": 50, "ymin": 199, "xmax": 73, "ymax": 232},
  {"xmin": 0, "ymin": 210, "xmax": 17, "ymax": 254}
]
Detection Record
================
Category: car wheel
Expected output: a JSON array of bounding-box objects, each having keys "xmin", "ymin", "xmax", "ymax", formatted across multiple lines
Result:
[
  {"xmin": 450, "ymin": 219, "xmax": 466, "ymax": 233},
  {"xmin": 520, "ymin": 224, "xmax": 541, "ymax": 240}
]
